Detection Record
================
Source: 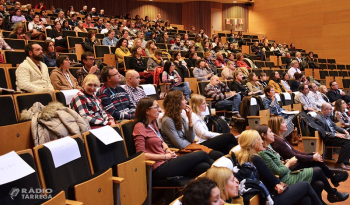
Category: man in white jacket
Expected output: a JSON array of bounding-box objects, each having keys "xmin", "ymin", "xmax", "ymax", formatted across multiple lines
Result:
[{"xmin": 16, "ymin": 43, "xmax": 54, "ymax": 93}]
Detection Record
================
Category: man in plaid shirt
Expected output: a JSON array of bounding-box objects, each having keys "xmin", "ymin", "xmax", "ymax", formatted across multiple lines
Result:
[
  {"xmin": 124, "ymin": 70, "xmax": 147, "ymax": 107},
  {"xmin": 204, "ymin": 75, "xmax": 244, "ymax": 122},
  {"xmin": 97, "ymin": 66, "xmax": 135, "ymax": 121},
  {"xmin": 76, "ymin": 52, "xmax": 102, "ymax": 86}
]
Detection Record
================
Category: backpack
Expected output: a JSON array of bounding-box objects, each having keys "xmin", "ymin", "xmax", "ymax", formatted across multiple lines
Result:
[{"xmin": 206, "ymin": 115, "xmax": 230, "ymax": 133}]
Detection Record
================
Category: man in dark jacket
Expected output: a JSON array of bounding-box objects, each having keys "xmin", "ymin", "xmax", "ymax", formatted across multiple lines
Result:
[{"xmin": 327, "ymin": 80, "xmax": 350, "ymax": 103}]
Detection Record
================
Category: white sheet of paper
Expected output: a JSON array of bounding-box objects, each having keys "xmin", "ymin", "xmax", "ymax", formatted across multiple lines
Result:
[
  {"xmin": 173, "ymin": 199, "xmax": 182, "ymax": 205},
  {"xmin": 281, "ymin": 110, "xmax": 299, "ymax": 115},
  {"xmin": 140, "ymin": 84, "xmax": 156, "ymax": 95},
  {"xmin": 308, "ymin": 111, "xmax": 317, "ymax": 118},
  {"xmin": 120, "ymin": 85, "xmax": 126, "ymax": 89},
  {"xmin": 90, "ymin": 126, "xmax": 123, "ymax": 145},
  {"xmin": 169, "ymin": 76, "xmax": 174, "ymax": 80},
  {"xmin": 0, "ymin": 151, "xmax": 35, "ymax": 185},
  {"xmin": 60, "ymin": 89, "xmax": 80, "ymax": 105},
  {"xmin": 250, "ymin": 97, "xmax": 257, "ymax": 106},
  {"xmin": 283, "ymin": 92, "xmax": 291, "ymax": 100},
  {"xmin": 212, "ymin": 156, "xmax": 234, "ymax": 171},
  {"xmin": 201, "ymin": 106, "xmax": 210, "ymax": 116},
  {"xmin": 225, "ymin": 91, "xmax": 240, "ymax": 100},
  {"xmin": 275, "ymin": 93, "xmax": 281, "ymax": 101},
  {"xmin": 43, "ymin": 136, "xmax": 81, "ymax": 168}
]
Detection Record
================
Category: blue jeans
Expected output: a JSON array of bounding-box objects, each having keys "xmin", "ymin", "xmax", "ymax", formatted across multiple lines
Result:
[
  {"xmin": 171, "ymin": 82, "xmax": 191, "ymax": 99},
  {"xmin": 215, "ymin": 94, "xmax": 241, "ymax": 114}
]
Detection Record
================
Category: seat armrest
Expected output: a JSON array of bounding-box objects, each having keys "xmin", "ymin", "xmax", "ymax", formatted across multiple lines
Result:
[
  {"xmin": 66, "ymin": 199, "xmax": 83, "ymax": 205},
  {"xmin": 145, "ymin": 160, "xmax": 155, "ymax": 166},
  {"xmin": 246, "ymin": 116, "xmax": 262, "ymax": 119},
  {"xmin": 112, "ymin": 177, "xmax": 124, "ymax": 183},
  {"xmin": 169, "ymin": 148, "xmax": 179, "ymax": 152}
]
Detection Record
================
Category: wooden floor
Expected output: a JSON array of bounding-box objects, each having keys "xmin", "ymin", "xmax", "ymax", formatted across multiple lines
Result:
[{"xmin": 232, "ymin": 127, "xmax": 350, "ymax": 205}]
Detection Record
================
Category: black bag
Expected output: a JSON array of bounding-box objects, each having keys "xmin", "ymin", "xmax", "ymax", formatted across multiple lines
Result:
[{"xmin": 206, "ymin": 115, "xmax": 230, "ymax": 133}]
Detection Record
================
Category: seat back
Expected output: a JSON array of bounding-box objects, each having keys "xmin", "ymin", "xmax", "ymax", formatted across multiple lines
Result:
[
  {"xmin": 58, "ymin": 53, "xmax": 78, "ymax": 62},
  {"xmin": 254, "ymin": 61, "xmax": 265, "ymax": 68},
  {"xmin": 95, "ymin": 33, "xmax": 105, "ymax": 39},
  {"xmin": 4, "ymin": 38, "xmax": 26, "ymax": 49},
  {"xmin": 34, "ymin": 136, "xmax": 91, "ymax": 198},
  {"xmin": 248, "ymin": 97, "xmax": 260, "ymax": 116},
  {"xmin": 77, "ymin": 32, "xmax": 88, "ymax": 38},
  {"xmin": 280, "ymin": 92, "xmax": 292, "ymax": 106},
  {"xmin": 83, "ymin": 126, "xmax": 127, "ymax": 174},
  {"xmin": 0, "ymin": 67, "xmax": 8, "ymax": 88},
  {"xmin": 4, "ymin": 51, "xmax": 26, "ymax": 67},
  {"xmin": 67, "ymin": 37, "xmax": 84, "ymax": 49},
  {"xmin": 53, "ymin": 91, "xmax": 67, "ymax": 106},
  {"xmin": 0, "ymin": 95, "xmax": 17, "ymax": 125},
  {"xmin": 27, "ymin": 40, "xmax": 45, "ymax": 48},
  {"xmin": 14, "ymin": 93, "xmax": 53, "ymax": 119},
  {"xmin": 94, "ymin": 45, "xmax": 111, "ymax": 58},
  {"xmin": 265, "ymin": 61, "xmax": 275, "ymax": 68},
  {"xmin": 197, "ymin": 81, "xmax": 210, "ymax": 96},
  {"xmin": 120, "ymin": 120, "xmax": 137, "ymax": 157},
  {"xmin": 62, "ymin": 30, "xmax": 77, "ymax": 37},
  {"xmin": 124, "ymin": 56, "xmax": 132, "ymax": 70},
  {"xmin": 0, "ymin": 149, "xmax": 41, "ymax": 205}
]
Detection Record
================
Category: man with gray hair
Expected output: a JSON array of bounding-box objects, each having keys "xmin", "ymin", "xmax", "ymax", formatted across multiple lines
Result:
[
  {"xmin": 287, "ymin": 60, "xmax": 301, "ymax": 78},
  {"xmin": 315, "ymin": 102, "xmax": 350, "ymax": 170},
  {"xmin": 308, "ymin": 83, "xmax": 326, "ymax": 109},
  {"xmin": 124, "ymin": 70, "xmax": 147, "ymax": 107}
]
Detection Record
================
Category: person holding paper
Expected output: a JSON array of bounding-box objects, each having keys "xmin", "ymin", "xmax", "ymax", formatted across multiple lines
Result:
[
  {"xmin": 50, "ymin": 55, "xmax": 81, "ymax": 90},
  {"xmin": 133, "ymin": 97, "xmax": 212, "ymax": 180},
  {"xmin": 124, "ymin": 70, "xmax": 147, "ymax": 107},
  {"xmin": 204, "ymin": 75, "xmax": 244, "ymax": 122},
  {"xmin": 246, "ymin": 72, "xmax": 263, "ymax": 94},
  {"xmin": 267, "ymin": 117, "xmax": 349, "ymax": 188},
  {"xmin": 70, "ymin": 74, "xmax": 115, "ymax": 126},
  {"xmin": 97, "ymin": 66, "xmax": 135, "ymax": 121},
  {"xmin": 189, "ymin": 94, "xmax": 238, "ymax": 153},
  {"xmin": 255, "ymin": 125, "xmax": 348, "ymax": 204}
]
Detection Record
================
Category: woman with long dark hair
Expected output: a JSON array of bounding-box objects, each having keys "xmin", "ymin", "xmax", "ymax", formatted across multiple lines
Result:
[
  {"xmin": 268, "ymin": 71, "xmax": 287, "ymax": 94},
  {"xmin": 162, "ymin": 61, "xmax": 191, "ymax": 99}
]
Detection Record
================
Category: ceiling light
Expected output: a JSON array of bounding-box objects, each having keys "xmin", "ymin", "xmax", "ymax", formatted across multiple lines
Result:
[{"xmin": 233, "ymin": 1, "xmax": 237, "ymax": 2}]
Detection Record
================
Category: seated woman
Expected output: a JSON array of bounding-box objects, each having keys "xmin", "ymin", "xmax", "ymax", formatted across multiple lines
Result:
[
  {"xmin": 263, "ymin": 86, "xmax": 295, "ymax": 139},
  {"xmin": 319, "ymin": 85, "xmax": 331, "ymax": 103},
  {"xmin": 82, "ymin": 30, "xmax": 99, "ymax": 52},
  {"xmin": 9, "ymin": 23, "xmax": 29, "ymax": 40},
  {"xmin": 115, "ymin": 37, "xmax": 131, "ymax": 71},
  {"xmin": 267, "ymin": 117, "xmax": 348, "ymax": 188},
  {"xmin": 268, "ymin": 71, "xmax": 288, "ymax": 94},
  {"xmin": 74, "ymin": 21, "xmax": 87, "ymax": 34},
  {"xmin": 187, "ymin": 51, "xmax": 198, "ymax": 68},
  {"xmin": 197, "ymin": 41, "xmax": 210, "ymax": 52},
  {"xmin": 304, "ymin": 51, "xmax": 319, "ymax": 68},
  {"xmin": 62, "ymin": 20, "xmax": 71, "ymax": 30},
  {"xmin": 185, "ymin": 45, "xmax": 196, "ymax": 58},
  {"xmin": 270, "ymin": 43, "xmax": 282, "ymax": 56},
  {"xmin": 145, "ymin": 40, "xmax": 157, "ymax": 57},
  {"xmin": 235, "ymin": 130, "xmax": 323, "ymax": 205},
  {"xmin": 227, "ymin": 42, "xmax": 238, "ymax": 54},
  {"xmin": 290, "ymin": 72, "xmax": 303, "ymax": 92},
  {"xmin": 50, "ymin": 21, "xmax": 68, "ymax": 48},
  {"xmin": 221, "ymin": 61, "xmax": 235, "ymax": 80},
  {"xmin": 259, "ymin": 72, "xmax": 268, "ymax": 88},
  {"xmin": 28, "ymin": 14, "xmax": 46, "ymax": 40},
  {"xmin": 50, "ymin": 55, "xmax": 81, "ymax": 90},
  {"xmin": 70, "ymin": 74, "xmax": 115, "ymax": 127},
  {"xmin": 204, "ymin": 51, "xmax": 217, "ymax": 74},
  {"xmin": 334, "ymin": 99, "xmax": 350, "ymax": 129},
  {"xmin": 246, "ymin": 72, "xmax": 263, "ymax": 94},
  {"xmin": 129, "ymin": 46, "xmax": 153, "ymax": 84},
  {"xmin": 190, "ymin": 94, "xmax": 238, "ymax": 153},
  {"xmin": 133, "ymin": 97, "xmax": 212, "ymax": 180},
  {"xmin": 162, "ymin": 61, "xmax": 191, "ymax": 99},
  {"xmin": 11, "ymin": 9, "xmax": 26, "ymax": 24},
  {"xmin": 172, "ymin": 51, "xmax": 189, "ymax": 78},
  {"xmin": 281, "ymin": 72, "xmax": 291, "ymax": 91},
  {"xmin": 214, "ymin": 52, "xmax": 226, "ymax": 68},
  {"xmin": 255, "ymin": 125, "xmax": 348, "ymax": 204},
  {"xmin": 181, "ymin": 177, "xmax": 225, "ymax": 205},
  {"xmin": 132, "ymin": 38, "xmax": 147, "ymax": 56},
  {"xmin": 230, "ymin": 70, "xmax": 253, "ymax": 98},
  {"xmin": 42, "ymin": 40, "xmax": 58, "ymax": 67},
  {"xmin": 160, "ymin": 90, "xmax": 224, "ymax": 160},
  {"xmin": 40, "ymin": 10, "xmax": 50, "ymax": 24},
  {"xmin": 193, "ymin": 59, "xmax": 214, "ymax": 81},
  {"xmin": 235, "ymin": 53, "xmax": 251, "ymax": 69},
  {"xmin": 147, "ymin": 49, "xmax": 164, "ymax": 71}
]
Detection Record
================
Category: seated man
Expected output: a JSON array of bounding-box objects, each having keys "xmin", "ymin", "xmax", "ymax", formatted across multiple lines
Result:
[
  {"xmin": 170, "ymin": 36, "xmax": 185, "ymax": 51},
  {"xmin": 315, "ymin": 103, "xmax": 350, "ymax": 170},
  {"xmin": 76, "ymin": 52, "xmax": 101, "ymax": 86},
  {"xmin": 16, "ymin": 43, "xmax": 54, "ymax": 93},
  {"xmin": 294, "ymin": 84, "xmax": 319, "ymax": 112},
  {"xmin": 308, "ymin": 83, "xmax": 326, "ymax": 109},
  {"xmin": 97, "ymin": 66, "xmax": 135, "ymax": 121},
  {"xmin": 124, "ymin": 70, "xmax": 147, "ymax": 107},
  {"xmin": 287, "ymin": 60, "xmax": 301, "ymax": 78},
  {"xmin": 251, "ymin": 42, "xmax": 265, "ymax": 61},
  {"xmin": 204, "ymin": 75, "xmax": 244, "ymax": 122},
  {"xmin": 94, "ymin": 18, "xmax": 105, "ymax": 29},
  {"xmin": 102, "ymin": 30, "xmax": 118, "ymax": 46},
  {"xmin": 327, "ymin": 80, "xmax": 350, "ymax": 103}
]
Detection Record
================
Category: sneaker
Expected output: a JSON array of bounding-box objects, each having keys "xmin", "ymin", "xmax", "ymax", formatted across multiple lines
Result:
[
  {"xmin": 331, "ymin": 171, "xmax": 349, "ymax": 187},
  {"xmin": 327, "ymin": 190, "xmax": 349, "ymax": 203}
]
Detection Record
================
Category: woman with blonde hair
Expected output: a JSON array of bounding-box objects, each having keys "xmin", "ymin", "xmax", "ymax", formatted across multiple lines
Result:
[
  {"xmin": 246, "ymin": 72, "xmax": 263, "ymax": 93},
  {"xmin": 9, "ymin": 23, "xmax": 29, "ymax": 40},
  {"xmin": 132, "ymin": 38, "xmax": 147, "ymax": 56},
  {"xmin": 256, "ymin": 124, "xmax": 349, "ymax": 204},
  {"xmin": 221, "ymin": 61, "xmax": 235, "ymax": 80},
  {"xmin": 235, "ymin": 130, "xmax": 323, "ymax": 205},
  {"xmin": 319, "ymin": 85, "xmax": 331, "ymax": 103},
  {"xmin": 206, "ymin": 166, "xmax": 241, "ymax": 204},
  {"xmin": 74, "ymin": 21, "xmax": 87, "ymax": 34},
  {"xmin": 190, "ymin": 94, "xmax": 238, "ymax": 154}
]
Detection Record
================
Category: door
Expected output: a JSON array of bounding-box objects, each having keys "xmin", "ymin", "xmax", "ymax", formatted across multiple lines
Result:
[{"xmin": 211, "ymin": 9, "xmax": 222, "ymax": 36}]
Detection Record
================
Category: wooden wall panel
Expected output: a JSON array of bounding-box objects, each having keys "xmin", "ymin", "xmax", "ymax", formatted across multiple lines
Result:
[
  {"xmin": 222, "ymin": 4, "xmax": 249, "ymax": 31},
  {"xmin": 249, "ymin": 0, "xmax": 350, "ymax": 64},
  {"xmin": 181, "ymin": 2, "xmax": 213, "ymax": 35},
  {"xmin": 21, "ymin": 0, "xmax": 182, "ymax": 24}
]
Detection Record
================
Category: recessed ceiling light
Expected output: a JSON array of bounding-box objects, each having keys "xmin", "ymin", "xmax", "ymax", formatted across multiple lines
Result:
[{"xmin": 233, "ymin": 1, "xmax": 237, "ymax": 2}]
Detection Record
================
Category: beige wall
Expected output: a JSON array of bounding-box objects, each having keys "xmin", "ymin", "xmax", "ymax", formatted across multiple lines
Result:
[{"xmin": 249, "ymin": 0, "xmax": 350, "ymax": 64}]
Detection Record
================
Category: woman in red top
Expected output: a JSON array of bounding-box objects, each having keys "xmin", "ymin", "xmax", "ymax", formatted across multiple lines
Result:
[
  {"xmin": 235, "ymin": 52, "xmax": 251, "ymax": 69},
  {"xmin": 133, "ymin": 97, "xmax": 212, "ymax": 179}
]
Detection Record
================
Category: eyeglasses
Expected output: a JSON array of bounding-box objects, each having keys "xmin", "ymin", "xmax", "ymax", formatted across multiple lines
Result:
[
  {"xmin": 86, "ymin": 58, "xmax": 95, "ymax": 61},
  {"xmin": 109, "ymin": 72, "xmax": 119, "ymax": 77},
  {"xmin": 149, "ymin": 105, "xmax": 160, "ymax": 109}
]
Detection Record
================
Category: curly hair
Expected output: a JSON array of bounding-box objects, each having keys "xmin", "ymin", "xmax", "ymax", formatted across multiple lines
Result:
[
  {"xmin": 181, "ymin": 177, "xmax": 217, "ymax": 205},
  {"xmin": 163, "ymin": 90, "xmax": 183, "ymax": 130}
]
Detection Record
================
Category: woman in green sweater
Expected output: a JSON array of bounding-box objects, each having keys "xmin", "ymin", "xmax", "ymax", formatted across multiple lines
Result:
[{"xmin": 255, "ymin": 124, "xmax": 348, "ymax": 204}]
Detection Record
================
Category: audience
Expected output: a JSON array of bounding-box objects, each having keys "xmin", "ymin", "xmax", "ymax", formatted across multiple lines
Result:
[
  {"xmin": 259, "ymin": 72, "xmax": 268, "ymax": 88},
  {"xmin": 162, "ymin": 61, "xmax": 191, "ymax": 99},
  {"xmin": 319, "ymin": 85, "xmax": 331, "ymax": 103},
  {"xmin": 235, "ymin": 52, "xmax": 251, "ymax": 69},
  {"xmin": 147, "ymin": 49, "xmax": 164, "ymax": 71},
  {"xmin": 288, "ymin": 60, "xmax": 301, "ymax": 78},
  {"xmin": 70, "ymin": 74, "xmax": 115, "ymax": 126},
  {"xmin": 76, "ymin": 52, "xmax": 101, "ymax": 86},
  {"xmin": 334, "ymin": 99, "xmax": 350, "ymax": 129},
  {"xmin": 102, "ymin": 30, "xmax": 118, "ymax": 46},
  {"xmin": 327, "ymin": 80, "xmax": 350, "ymax": 103},
  {"xmin": 214, "ymin": 52, "xmax": 226, "ymax": 68},
  {"xmin": 315, "ymin": 103, "xmax": 350, "ymax": 170},
  {"xmin": 74, "ymin": 21, "xmax": 87, "ymax": 33},
  {"xmin": 251, "ymin": 41, "xmax": 265, "ymax": 61},
  {"xmin": 193, "ymin": 59, "xmax": 214, "ymax": 81},
  {"xmin": 50, "ymin": 21, "xmax": 68, "ymax": 48},
  {"xmin": 42, "ymin": 40, "xmax": 57, "ymax": 67},
  {"xmin": 290, "ymin": 72, "xmax": 303, "ymax": 92},
  {"xmin": 145, "ymin": 40, "xmax": 157, "ymax": 57},
  {"xmin": 281, "ymin": 72, "xmax": 291, "ymax": 91},
  {"xmin": 115, "ymin": 38, "xmax": 131, "ymax": 70},
  {"xmin": 129, "ymin": 46, "xmax": 153, "ymax": 84},
  {"xmin": 268, "ymin": 71, "xmax": 287, "ymax": 94},
  {"xmin": 221, "ymin": 61, "xmax": 235, "ymax": 80},
  {"xmin": 133, "ymin": 97, "xmax": 212, "ymax": 180},
  {"xmin": 9, "ymin": 23, "xmax": 29, "ymax": 40},
  {"xmin": 172, "ymin": 51, "xmax": 189, "ymax": 78},
  {"xmin": 295, "ymin": 84, "xmax": 319, "ymax": 112},
  {"xmin": 246, "ymin": 72, "xmax": 263, "ymax": 94},
  {"xmin": 16, "ymin": 43, "xmax": 54, "ymax": 93},
  {"xmin": 124, "ymin": 70, "xmax": 147, "ymax": 107},
  {"xmin": 308, "ymin": 83, "xmax": 326, "ymax": 109},
  {"xmin": 230, "ymin": 70, "xmax": 253, "ymax": 101},
  {"xmin": 82, "ymin": 30, "xmax": 98, "ymax": 52},
  {"xmin": 28, "ymin": 14, "xmax": 46, "ymax": 40},
  {"xmin": 50, "ymin": 55, "xmax": 81, "ymax": 90}
]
